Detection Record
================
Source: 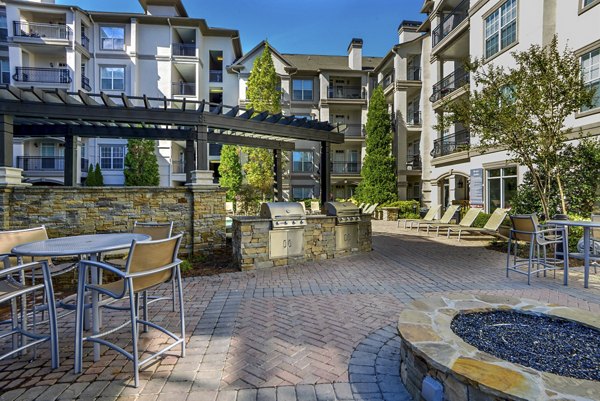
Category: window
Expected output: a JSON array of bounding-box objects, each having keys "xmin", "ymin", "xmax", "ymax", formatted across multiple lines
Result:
[
  {"xmin": 100, "ymin": 66, "xmax": 125, "ymax": 91},
  {"xmin": 487, "ymin": 166, "xmax": 517, "ymax": 212},
  {"xmin": 100, "ymin": 26, "xmax": 125, "ymax": 50},
  {"xmin": 292, "ymin": 79, "xmax": 313, "ymax": 101},
  {"xmin": 0, "ymin": 58, "xmax": 9, "ymax": 84},
  {"xmin": 484, "ymin": 0, "xmax": 517, "ymax": 59},
  {"xmin": 0, "ymin": 10, "xmax": 6, "ymax": 42},
  {"xmin": 100, "ymin": 145, "xmax": 125, "ymax": 170},
  {"xmin": 582, "ymin": 48, "xmax": 600, "ymax": 111},
  {"xmin": 292, "ymin": 186, "xmax": 314, "ymax": 200},
  {"xmin": 292, "ymin": 151, "xmax": 313, "ymax": 173},
  {"xmin": 209, "ymin": 51, "xmax": 223, "ymax": 82},
  {"xmin": 209, "ymin": 143, "xmax": 222, "ymax": 157},
  {"xmin": 584, "ymin": 0, "xmax": 596, "ymax": 6}
]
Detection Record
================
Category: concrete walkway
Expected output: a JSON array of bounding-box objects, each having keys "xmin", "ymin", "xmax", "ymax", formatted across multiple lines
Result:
[{"xmin": 2, "ymin": 220, "xmax": 600, "ymax": 401}]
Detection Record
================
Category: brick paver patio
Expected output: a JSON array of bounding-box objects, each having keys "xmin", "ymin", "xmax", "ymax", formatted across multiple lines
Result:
[{"xmin": 2, "ymin": 220, "xmax": 600, "ymax": 400}]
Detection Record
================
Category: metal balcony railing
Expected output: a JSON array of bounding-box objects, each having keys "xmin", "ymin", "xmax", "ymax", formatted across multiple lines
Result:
[
  {"xmin": 17, "ymin": 156, "xmax": 89, "ymax": 172},
  {"xmin": 172, "ymin": 82, "xmax": 196, "ymax": 96},
  {"xmin": 327, "ymin": 86, "xmax": 365, "ymax": 99},
  {"xmin": 81, "ymin": 74, "xmax": 91, "ymax": 91},
  {"xmin": 172, "ymin": 43, "xmax": 195, "ymax": 57},
  {"xmin": 13, "ymin": 21, "xmax": 72, "ymax": 40},
  {"xmin": 429, "ymin": 66, "xmax": 469, "ymax": 102},
  {"xmin": 341, "ymin": 124, "xmax": 365, "ymax": 137},
  {"xmin": 407, "ymin": 155, "xmax": 421, "ymax": 169},
  {"xmin": 406, "ymin": 111, "xmax": 422, "ymax": 126},
  {"xmin": 13, "ymin": 67, "xmax": 72, "ymax": 84},
  {"xmin": 171, "ymin": 161, "xmax": 185, "ymax": 174},
  {"xmin": 81, "ymin": 33, "xmax": 89, "ymax": 50},
  {"xmin": 431, "ymin": 0, "xmax": 469, "ymax": 47},
  {"xmin": 430, "ymin": 130, "xmax": 470, "ymax": 158},
  {"xmin": 209, "ymin": 70, "xmax": 223, "ymax": 83},
  {"xmin": 378, "ymin": 71, "xmax": 395, "ymax": 88},
  {"xmin": 407, "ymin": 66, "xmax": 421, "ymax": 81},
  {"xmin": 331, "ymin": 161, "xmax": 361, "ymax": 174},
  {"xmin": 0, "ymin": 28, "xmax": 7, "ymax": 42}
]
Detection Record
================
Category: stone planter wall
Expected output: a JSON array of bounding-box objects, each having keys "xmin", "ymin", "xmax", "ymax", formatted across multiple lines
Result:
[
  {"xmin": 232, "ymin": 214, "xmax": 372, "ymax": 271},
  {"xmin": 0, "ymin": 185, "xmax": 226, "ymax": 256}
]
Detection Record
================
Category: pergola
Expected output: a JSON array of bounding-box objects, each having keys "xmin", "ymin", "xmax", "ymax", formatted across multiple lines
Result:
[{"xmin": 0, "ymin": 85, "xmax": 344, "ymax": 202}]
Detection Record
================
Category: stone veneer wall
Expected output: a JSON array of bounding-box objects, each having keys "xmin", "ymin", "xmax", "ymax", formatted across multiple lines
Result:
[
  {"xmin": 232, "ymin": 215, "xmax": 372, "ymax": 270},
  {"xmin": 0, "ymin": 186, "xmax": 226, "ymax": 256}
]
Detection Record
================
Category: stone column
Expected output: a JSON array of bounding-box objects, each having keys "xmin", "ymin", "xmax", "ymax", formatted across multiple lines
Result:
[{"xmin": 185, "ymin": 139, "xmax": 196, "ymax": 184}]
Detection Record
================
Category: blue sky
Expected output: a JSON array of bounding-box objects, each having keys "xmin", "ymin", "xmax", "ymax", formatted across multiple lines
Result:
[{"xmin": 56, "ymin": 0, "xmax": 425, "ymax": 57}]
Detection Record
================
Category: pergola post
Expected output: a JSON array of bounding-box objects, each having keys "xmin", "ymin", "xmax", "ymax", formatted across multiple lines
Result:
[
  {"xmin": 320, "ymin": 141, "xmax": 330, "ymax": 204},
  {"xmin": 64, "ymin": 134, "xmax": 78, "ymax": 186},
  {"xmin": 185, "ymin": 139, "xmax": 196, "ymax": 184},
  {"xmin": 273, "ymin": 149, "xmax": 283, "ymax": 201},
  {"xmin": 196, "ymin": 125, "xmax": 209, "ymax": 171},
  {"xmin": 0, "ymin": 114, "xmax": 13, "ymax": 167}
]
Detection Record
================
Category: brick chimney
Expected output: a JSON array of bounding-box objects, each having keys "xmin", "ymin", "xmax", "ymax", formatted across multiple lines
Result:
[{"xmin": 348, "ymin": 38, "xmax": 363, "ymax": 71}]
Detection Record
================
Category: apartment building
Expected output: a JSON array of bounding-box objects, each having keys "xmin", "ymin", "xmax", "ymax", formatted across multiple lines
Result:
[
  {"xmin": 409, "ymin": 0, "xmax": 600, "ymax": 213},
  {"xmin": 229, "ymin": 39, "xmax": 381, "ymax": 201},
  {"xmin": 5, "ymin": 0, "xmax": 241, "ymax": 186}
]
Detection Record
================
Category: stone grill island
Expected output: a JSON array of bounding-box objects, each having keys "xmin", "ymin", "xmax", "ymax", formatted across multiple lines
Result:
[{"xmin": 397, "ymin": 295, "xmax": 600, "ymax": 401}]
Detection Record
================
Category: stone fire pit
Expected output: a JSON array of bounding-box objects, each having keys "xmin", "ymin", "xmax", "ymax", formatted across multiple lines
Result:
[{"xmin": 397, "ymin": 294, "xmax": 600, "ymax": 401}]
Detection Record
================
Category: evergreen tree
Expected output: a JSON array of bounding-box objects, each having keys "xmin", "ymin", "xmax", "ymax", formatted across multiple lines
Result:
[
  {"xmin": 243, "ymin": 41, "xmax": 281, "ymax": 200},
  {"xmin": 219, "ymin": 145, "xmax": 243, "ymax": 202},
  {"xmin": 355, "ymin": 86, "xmax": 397, "ymax": 204},
  {"xmin": 124, "ymin": 139, "xmax": 160, "ymax": 186},
  {"xmin": 94, "ymin": 163, "xmax": 104, "ymax": 186},
  {"xmin": 85, "ymin": 163, "xmax": 96, "ymax": 186}
]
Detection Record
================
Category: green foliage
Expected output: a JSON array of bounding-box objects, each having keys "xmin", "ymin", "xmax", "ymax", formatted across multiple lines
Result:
[
  {"xmin": 124, "ymin": 139, "xmax": 159, "ymax": 186},
  {"xmin": 218, "ymin": 145, "xmax": 243, "ymax": 202},
  {"xmin": 85, "ymin": 163, "xmax": 96, "ymax": 186},
  {"xmin": 242, "ymin": 147, "xmax": 273, "ymax": 201},
  {"xmin": 235, "ymin": 184, "xmax": 262, "ymax": 215},
  {"xmin": 94, "ymin": 163, "xmax": 104, "ymax": 186},
  {"xmin": 380, "ymin": 200, "xmax": 420, "ymax": 218},
  {"xmin": 355, "ymin": 86, "xmax": 397, "ymax": 204},
  {"xmin": 472, "ymin": 213, "xmax": 492, "ymax": 228},
  {"xmin": 438, "ymin": 36, "xmax": 595, "ymax": 217}
]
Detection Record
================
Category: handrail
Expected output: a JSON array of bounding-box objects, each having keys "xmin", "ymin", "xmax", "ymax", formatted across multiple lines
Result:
[
  {"xmin": 13, "ymin": 67, "xmax": 72, "ymax": 84},
  {"xmin": 171, "ymin": 82, "xmax": 196, "ymax": 96},
  {"xmin": 429, "ymin": 66, "xmax": 469, "ymax": 102},
  {"xmin": 430, "ymin": 129, "xmax": 470, "ymax": 158},
  {"xmin": 17, "ymin": 156, "xmax": 89, "ymax": 172},
  {"xmin": 341, "ymin": 124, "xmax": 365, "ymax": 137},
  {"xmin": 331, "ymin": 161, "xmax": 361, "ymax": 174},
  {"xmin": 81, "ymin": 74, "xmax": 91, "ymax": 91},
  {"xmin": 406, "ymin": 111, "xmax": 422, "ymax": 126},
  {"xmin": 172, "ymin": 43, "xmax": 195, "ymax": 57},
  {"xmin": 13, "ymin": 21, "xmax": 72, "ymax": 40},
  {"xmin": 81, "ymin": 33, "xmax": 89, "ymax": 50},
  {"xmin": 327, "ymin": 86, "xmax": 365, "ymax": 99},
  {"xmin": 431, "ymin": 0, "xmax": 469, "ymax": 47}
]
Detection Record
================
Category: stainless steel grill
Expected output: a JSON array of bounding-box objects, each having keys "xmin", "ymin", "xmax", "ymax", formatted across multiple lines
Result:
[
  {"xmin": 260, "ymin": 202, "xmax": 307, "ymax": 259},
  {"xmin": 324, "ymin": 201, "xmax": 362, "ymax": 224}
]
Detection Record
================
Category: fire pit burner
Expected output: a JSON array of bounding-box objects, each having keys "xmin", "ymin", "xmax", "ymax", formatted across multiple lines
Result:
[{"xmin": 451, "ymin": 310, "xmax": 600, "ymax": 381}]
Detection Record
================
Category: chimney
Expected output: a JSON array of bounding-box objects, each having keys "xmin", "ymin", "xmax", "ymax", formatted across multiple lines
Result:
[
  {"xmin": 398, "ymin": 20, "xmax": 422, "ymax": 44},
  {"xmin": 348, "ymin": 38, "xmax": 363, "ymax": 71}
]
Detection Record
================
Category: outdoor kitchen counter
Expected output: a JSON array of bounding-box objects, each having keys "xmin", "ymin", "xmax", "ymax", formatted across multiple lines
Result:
[{"xmin": 232, "ymin": 214, "xmax": 372, "ymax": 270}]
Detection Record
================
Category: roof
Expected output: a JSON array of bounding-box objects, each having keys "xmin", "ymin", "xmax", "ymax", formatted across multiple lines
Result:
[{"xmin": 281, "ymin": 54, "xmax": 383, "ymax": 72}]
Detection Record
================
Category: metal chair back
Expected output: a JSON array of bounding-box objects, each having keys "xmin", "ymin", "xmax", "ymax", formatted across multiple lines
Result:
[
  {"xmin": 310, "ymin": 201, "xmax": 320, "ymax": 214},
  {"xmin": 422, "ymin": 205, "xmax": 441, "ymax": 221},
  {"xmin": 509, "ymin": 214, "xmax": 537, "ymax": 242},
  {"xmin": 133, "ymin": 221, "xmax": 173, "ymax": 241},
  {"xmin": 125, "ymin": 235, "xmax": 182, "ymax": 292},
  {"xmin": 0, "ymin": 226, "xmax": 48, "ymax": 257}
]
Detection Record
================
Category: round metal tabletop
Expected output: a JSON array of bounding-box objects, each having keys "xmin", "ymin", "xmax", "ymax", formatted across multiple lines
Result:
[{"xmin": 11, "ymin": 233, "xmax": 151, "ymax": 257}]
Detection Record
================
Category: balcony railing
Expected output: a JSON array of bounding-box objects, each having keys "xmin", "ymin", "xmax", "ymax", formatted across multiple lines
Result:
[
  {"xmin": 81, "ymin": 74, "xmax": 91, "ymax": 91},
  {"xmin": 81, "ymin": 33, "xmax": 89, "ymax": 50},
  {"xmin": 13, "ymin": 67, "xmax": 71, "ymax": 84},
  {"xmin": 430, "ymin": 130, "xmax": 470, "ymax": 158},
  {"xmin": 171, "ymin": 161, "xmax": 185, "ymax": 174},
  {"xmin": 406, "ymin": 111, "xmax": 422, "ymax": 126},
  {"xmin": 378, "ymin": 71, "xmax": 394, "ymax": 88},
  {"xmin": 172, "ymin": 43, "xmax": 195, "ymax": 57},
  {"xmin": 13, "ymin": 21, "xmax": 72, "ymax": 41},
  {"xmin": 331, "ymin": 161, "xmax": 361, "ymax": 174},
  {"xmin": 327, "ymin": 86, "xmax": 365, "ymax": 99},
  {"xmin": 17, "ymin": 156, "xmax": 89, "ymax": 172},
  {"xmin": 172, "ymin": 82, "xmax": 196, "ymax": 96},
  {"xmin": 429, "ymin": 66, "xmax": 469, "ymax": 102},
  {"xmin": 209, "ymin": 70, "xmax": 223, "ymax": 83},
  {"xmin": 432, "ymin": 0, "xmax": 469, "ymax": 47},
  {"xmin": 407, "ymin": 155, "xmax": 421, "ymax": 169},
  {"xmin": 341, "ymin": 124, "xmax": 365, "ymax": 137},
  {"xmin": 407, "ymin": 66, "xmax": 421, "ymax": 81}
]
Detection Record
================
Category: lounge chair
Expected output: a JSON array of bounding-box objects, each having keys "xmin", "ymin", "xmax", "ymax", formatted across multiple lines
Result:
[
  {"xmin": 447, "ymin": 208, "xmax": 510, "ymax": 241},
  {"xmin": 416, "ymin": 204, "xmax": 461, "ymax": 232},
  {"xmin": 427, "ymin": 207, "xmax": 482, "ymax": 236},
  {"xmin": 398, "ymin": 205, "xmax": 441, "ymax": 228},
  {"xmin": 364, "ymin": 203, "xmax": 379, "ymax": 215}
]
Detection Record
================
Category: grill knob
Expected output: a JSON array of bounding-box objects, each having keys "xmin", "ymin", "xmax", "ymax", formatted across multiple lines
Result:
[{"xmin": 292, "ymin": 220, "xmax": 296, "ymax": 225}]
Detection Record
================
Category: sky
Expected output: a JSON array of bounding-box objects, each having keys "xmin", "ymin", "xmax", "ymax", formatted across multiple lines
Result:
[{"xmin": 56, "ymin": 0, "xmax": 425, "ymax": 57}]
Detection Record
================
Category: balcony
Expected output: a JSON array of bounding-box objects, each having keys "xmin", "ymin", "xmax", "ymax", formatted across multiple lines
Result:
[
  {"xmin": 378, "ymin": 72, "xmax": 394, "ymax": 89},
  {"xmin": 332, "ymin": 161, "xmax": 361, "ymax": 174},
  {"xmin": 13, "ymin": 67, "xmax": 71, "ymax": 84},
  {"xmin": 172, "ymin": 43, "xmax": 195, "ymax": 57},
  {"xmin": 172, "ymin": 82, "xmax": 196, "ymax": 96},
  {"xmin": 406, "ymin": 111, "xmax": 421, "ymax": 126},
  {"xmin": 430, "ymin": 130, "xmax": 470, "ymax": 158},
  {"xmin": 81, "ymin": 74, "xmax": 91, "ymax": 91},
  {"xmin": 209, "ymin": 70, "xmax": 223, "ymax": 83},
  {"xmin": 429, "ymin": 66, "xmax": 469, "ymax": 103},
  {"xmin": 17, "ymin": 156, "xmax": 89, "ymax": 173},
  {"xmin": 171, "ymin": 160, "xmax": 185, "ymax": 174},
  {"xmin": 407, "ymin": 155, "xmax": 421, "ymax": 170},
  {"xmin": 431, "ymin": 0, "xmax": 469, "ymax": 47},
  {"xmin": 342, "ymin": 124, "xmax": 365, "ymax": 138},
  {"xmin": 327, "ymin": 86, "xmax": 365, "ymax": 100},
  {"xmin": 13, "ymin": 21, "xmax": 72, "ymax": 41},
  {"xmin": 81, "ymin": 33, "xmax": 89, "ymax": 50},
  {"xmin": 407, "ymin": 66, "xmax": 421, "ymax": 81}
]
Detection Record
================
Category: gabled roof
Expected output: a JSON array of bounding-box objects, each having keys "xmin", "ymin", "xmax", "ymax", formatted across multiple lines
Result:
[{"xmin": 229, "ymin": 40, "xmax": 294, "ymax": 72}]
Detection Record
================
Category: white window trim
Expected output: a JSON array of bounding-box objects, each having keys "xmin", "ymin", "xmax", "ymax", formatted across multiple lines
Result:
[
  {"xmin": 100, "ymin": 65, "xmax": 126, "ymax": 92},
  {"xmin": 99, "ymin": 25, "xmax": 125, "ymax": 51},
  {"xmin": 291, "ymin": 150, "xmax": 314, "ymax": 173},
  {"xmin": 484, "ymin": 0, "xmax": 518, "ymax": 60},
  {"xmin": 486, "ymin": 166, "xmax": 518, "ymax": 213},
  {"xmin": 99, "ymin": 144, "xmax": 125, "ymax": 170},
  {"xmin": 581, "ymin": 47, "xmax": 600, "ymax": 112}
]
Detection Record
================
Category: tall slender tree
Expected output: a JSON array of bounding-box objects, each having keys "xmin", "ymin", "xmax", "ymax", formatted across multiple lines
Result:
[
  {"xmin": 219, "ymin": 145, "xmax": 243, "ymax": 202},
  {"xmin": 243, "ymin": 42, "xmax": 281, "ymax": 200},
  {"xmin": 355, "ymin": 86, "xmax": 398, "ymax": 204},
  {"xmin": 124, "ymin": 139, "xmax": 160, "ymax": 186}
]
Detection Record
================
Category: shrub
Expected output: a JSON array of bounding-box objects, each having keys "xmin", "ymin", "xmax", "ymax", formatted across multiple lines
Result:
[{"xmin": 379, "ymin": 200, "xmax": 420, "ymax": 218}]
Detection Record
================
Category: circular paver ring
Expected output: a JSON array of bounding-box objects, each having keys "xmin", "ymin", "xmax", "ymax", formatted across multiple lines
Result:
[{"xmin": 397, "ymin": 294, "xmax": 600, "ymax": 401}]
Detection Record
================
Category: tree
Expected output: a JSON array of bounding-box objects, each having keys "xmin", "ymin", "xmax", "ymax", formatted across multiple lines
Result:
[
  {"xmin": 85, "ymin": 163, "xmax": 96, "ymax": 186},
  {"xmin": 438, "ymin": 36, "xmax": 595, "ymax": 217},
  {"xmin": 94, "ymin": 163, "xmax": 104, "ymax": 186},
  {"xmin": 243, "ymin": 41, "xmax": 281, "ymax": 201},
  {"xmin": 124, "ymin": 139, "xmax": 160, "ymax": 186},
  {"xmin": 219, "ymin": 145, "xmax": 242, "ymax": 202},
  {"xmin": 355, "ymin": 86, "xmax": 398, "ymax": 204}
]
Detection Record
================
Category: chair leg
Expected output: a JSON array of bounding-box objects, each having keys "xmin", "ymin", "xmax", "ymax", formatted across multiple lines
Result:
[
  {"xmin": 176, "ymin": 267, "xmax": 186, "ymax": 358},
  {"xmin": 128, "ymin": 284, "xmax": 139, "ymax": 388},
  {"xmin": 142, "ymin": 291, "xmax": 148, "ymax": 334},
  {"xmin": 506, "ymin": 236, "xmax": 512, "ymax": 278},
  {"xmin": 171, "ymin": 280, "xmax": 176, "ymax": 312},
  {"xmin": 527, "ymin": 239, "xmax": 534, "ymax": 285},
  {"xmin": 42, "ymin": 263, "xmax": 59, "ymax": 369},
  {"xmin": 74, "ymin": 265, "xmax": 87, "ymax": 374}
]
